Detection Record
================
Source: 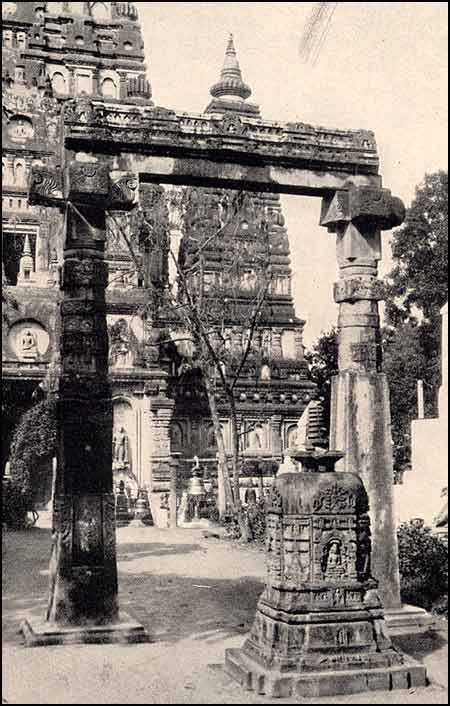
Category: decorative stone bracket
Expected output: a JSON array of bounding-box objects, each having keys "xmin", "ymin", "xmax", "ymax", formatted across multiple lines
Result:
[{"xmin": 29, "ymin": 163, "xmax": 139, "ymax": 214}]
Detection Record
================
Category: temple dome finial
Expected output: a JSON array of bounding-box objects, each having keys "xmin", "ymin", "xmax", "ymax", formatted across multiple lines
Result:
[{"xmin": 210, "ymin": 34, "xmax": 252, "ymax": 101}]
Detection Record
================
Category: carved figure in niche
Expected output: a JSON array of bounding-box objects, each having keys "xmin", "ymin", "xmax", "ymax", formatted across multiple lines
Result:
[
  {"xmin": 345, "ymin": 541, "xmax": 358, "ymax": 577},
  {"xmin": 322, "ymin": 539, "xmax": 345, "ymax": 579},
  {"xmin": 245, "ymin": 484, "xmax": 257, "ymax": 506},
  {"xmin": 109, "ymin": 318, "xmax": 135, "ymax": 368},
  {"xmin": 333, "ymin": 587, "xmax": 345, "ymax": 607},
  {"xmin": 113, "ymin": 426, "xmax": 129, "ymax": 466},
  {"xmin": 77, "ymin": 507, "xmax": 99, "ymax": 554},
  {"xmin": 20, "ymin": 329, "xmax": 38, "ymax": 358},
  {"xmin": 249, "ymin": 425, "xmax": 263, "ymax": 450}
]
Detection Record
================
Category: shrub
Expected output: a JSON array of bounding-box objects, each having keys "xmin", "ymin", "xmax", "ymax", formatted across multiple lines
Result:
[
  {"xmin": 397, "ymin": 520, "xmax": 448, "ymax": 613},
  {"xmin": 7, "ymin": 398, "xmax": 57, "ymax": 526},
  {"xmin": 2, "ymin": 480, "xmax": 29, "ymax": 529}
]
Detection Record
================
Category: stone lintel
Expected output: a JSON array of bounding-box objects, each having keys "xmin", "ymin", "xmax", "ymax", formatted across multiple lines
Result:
[
  {"xmin": 225, "ymin": 648, "xmax": 427, "ymax": 699},
  {"xmin": 133, "ymin": 155, "xmax": 381, "ymax": 196}
]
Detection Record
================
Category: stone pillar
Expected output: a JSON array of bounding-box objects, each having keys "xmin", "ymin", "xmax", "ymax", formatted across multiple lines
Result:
[
  {"xmin": 169, "ymin": 458, "xmax": 178, "ymax": 528},
  {"xmin": 270, "ymin": 415, "xmax": 282, "ymax": 456},
  {"xmin": 320, "ymin": 186, "xmax": 405, "ymax": 610},
  {"xmin": 22, "ymin": 161, "xmax": 146, "ymax": 645}
]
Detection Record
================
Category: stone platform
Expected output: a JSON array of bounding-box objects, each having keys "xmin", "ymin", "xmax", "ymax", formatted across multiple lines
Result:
[
  {"xmin": 385, "ymin": 605, "xmax": 436, "ymax": 636},
  {"xmin": 20, "ymin": 612, "xmax": 149, "ymax": 647},
  {"xmin": 225, "ymin": 647, "xmax": 427, "ymax": 698}
]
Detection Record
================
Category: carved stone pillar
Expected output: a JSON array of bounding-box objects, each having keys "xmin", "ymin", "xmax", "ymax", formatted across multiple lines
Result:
[
  {"xmin": 320, "ymin": 186, "xmax": 405, "ymax": 610},
  {"xmin": 21, "ymin": 161, "xmax": 146, "ymax": 645},
  {"xmin": 270, "ymin": 415, "xmax": 282, "ymax": 455}
]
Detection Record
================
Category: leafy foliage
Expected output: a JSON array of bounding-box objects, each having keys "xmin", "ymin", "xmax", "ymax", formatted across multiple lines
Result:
[
  {"xmin": 397, "ymin": 520, "xmax": 448, "ymax": 613},
  {"xmin": 382, "ymin": 320, "xmax": 440, "ymax": 468},
  {"xmin": 383, "ymin": 170, "xmax": 448, "ymax": 466},
  {"xmin": 9, "ymin": 398, "xmax": 58, "ymax": 502},
  {"xmin": 386, "ymin": 171, "xmax": 448, "ymax": 325},
  {"xmin": 2, "ymin": 481, "xmax": 30, "ymax": 529}
]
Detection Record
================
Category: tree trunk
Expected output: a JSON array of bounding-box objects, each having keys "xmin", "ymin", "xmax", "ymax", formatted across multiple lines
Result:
[
  {"xmin": 228, "ymin": 391, "xmax": 253, "ymax": 542},
  {"xmin": 203, "ymin": 376, "xmax": 233, "ymax": 518}
]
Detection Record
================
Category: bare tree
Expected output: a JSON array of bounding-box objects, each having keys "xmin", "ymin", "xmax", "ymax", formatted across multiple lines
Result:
[{"xmin": 109, "ymin": 186, "xmax": 273, "ymax": 540}]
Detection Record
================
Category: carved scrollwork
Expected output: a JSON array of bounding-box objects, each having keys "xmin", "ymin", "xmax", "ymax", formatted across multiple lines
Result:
[{"xmin": 313, "ymin": 483, "xmax": 356, "ymax": 514}]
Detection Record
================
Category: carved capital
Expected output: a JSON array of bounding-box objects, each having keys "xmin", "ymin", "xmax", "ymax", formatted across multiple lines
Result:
[
  {"xmin": 66, "ymin": 162, "xmax": 110, "ymax": 205},
  {"xmin": 334, "ymin": 277, "xmax": 386, "ymax": 303},
  {"xmin": 320, "ymin": 187, "xmax": 405, "ymax": 232}
]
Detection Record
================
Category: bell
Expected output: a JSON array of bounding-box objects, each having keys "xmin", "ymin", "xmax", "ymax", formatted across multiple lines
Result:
[
  {"xmin": 134, "ymin": 488, "xmax": 150, "ymax": 521},
  {"xmin": 187, "ymin": 469, "xmax": 206, "ymax": 497}
]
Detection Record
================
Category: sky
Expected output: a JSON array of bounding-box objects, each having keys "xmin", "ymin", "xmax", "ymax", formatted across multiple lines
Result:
[{"xmin": 138, "ymin": 2, "xmax": 448, "ymax": 345}]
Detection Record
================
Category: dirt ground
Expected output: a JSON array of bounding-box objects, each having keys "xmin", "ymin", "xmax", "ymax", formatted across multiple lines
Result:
[{"xmin": 2, "ymin": 525, "xmax": 448, "ymax": 705}]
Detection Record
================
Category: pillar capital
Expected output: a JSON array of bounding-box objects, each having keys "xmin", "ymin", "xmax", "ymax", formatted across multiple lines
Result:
[
  {"xmin": 29, "ymin": 162, "xmax": 139, "ymax": 212},
  {"xmin": 320, "ymin": 186, "xmax": 405, "ymax": 233}
]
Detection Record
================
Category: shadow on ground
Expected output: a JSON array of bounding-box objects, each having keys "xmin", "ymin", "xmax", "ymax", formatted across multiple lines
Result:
[
  {"xmin": 119, "ymin": 571, "xmax": 262, "ymax": 644},
  {"xmin": 117, "ymin": 543, "xmax": 202, "ymax": 561},
  {"xmin": 2, "ymin": 528, "xmax": 262, "ymax": 646},
  {"xmin": 393, "ymin": 628, "xmax": 448, "ymax": 661}
]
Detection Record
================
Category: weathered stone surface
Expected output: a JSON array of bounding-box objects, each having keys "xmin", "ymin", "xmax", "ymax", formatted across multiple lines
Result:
[
  {"xmin": 320, "ymin": 187, "xmax": 406, "ymax": 231},
  {"xmin": 224, "ymin": 455, "xmax": 425, "ymax": 697},
  {"xmin": 330, "ymin": 372, "xmax": 401, "ymax": 609}
]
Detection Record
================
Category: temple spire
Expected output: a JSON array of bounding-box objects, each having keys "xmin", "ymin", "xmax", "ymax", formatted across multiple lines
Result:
[{"xmin": 206, "ymin": 34, "xmax": 259, "ymax": 115}]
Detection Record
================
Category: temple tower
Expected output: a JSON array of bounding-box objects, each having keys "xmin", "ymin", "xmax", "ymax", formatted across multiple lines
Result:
[{"xmin": 170, "ymin": 36, "xmax": 315, "ymax": 490}]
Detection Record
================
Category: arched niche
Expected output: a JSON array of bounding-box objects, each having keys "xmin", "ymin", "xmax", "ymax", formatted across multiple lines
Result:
[
  {"xmin": 14, "ymin": 160, "xmax": 26, "ymax": 186},
  {"xmin": 91, "ymin": 1, "xmax": 110, "ymax": 21},
  {"xmin": 260, "ymin": 363, "xmax": 271, "ymax": 381},
  {"xmin": 112, "ymin": 398, "xmax": 135, "ymax": 474},
  {"xmin": 7, "ymin": 115, "xmax": 34, "ymax": 141},
  {"xmin": 285, "ymin": 424, "xmax": 298, "ymax": 450},
  {"xmin": 51, "ymin": 71, "xmax": 67, "ymax": 95},
  {"xmin": 101, "ymin": 77, "xmax": 117, "ymax": 99},
  {"xmin": 8, "ymin": 319, "xmax": 50, "ymax": 360},
  {"xmin": 169, "ymin": 421, "xmax": 184, "ymax": 453}
]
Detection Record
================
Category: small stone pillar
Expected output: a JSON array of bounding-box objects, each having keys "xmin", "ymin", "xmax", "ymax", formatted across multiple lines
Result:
[
  {"xmin": 320, "ymin": 186, "xmax": 405, "ymax": 609},
  {"xmin": 169, "ymin": 458, "xmax": 178, "ymax": 528},
  {"xmin": 225, "ymin": 450, "xmax": 426, "ymax": 698},
  {"xmin": 21, "ymin": 159, "xmax": 146, "ymax": 645}
]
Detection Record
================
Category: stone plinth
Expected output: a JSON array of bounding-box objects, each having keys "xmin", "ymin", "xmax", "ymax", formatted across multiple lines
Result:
[
  {"xmin": 224, "ymin": 455, "xmax": 426, "ymax": 698},
  {"xmin": 20, "ymin": 613, "xmax": 148, "ymax": 648}
]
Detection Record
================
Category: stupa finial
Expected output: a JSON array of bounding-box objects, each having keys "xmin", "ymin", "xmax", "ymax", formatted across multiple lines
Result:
[{"xmin": 210, "ymin": 34, "xmax": 252, "ymax": 101}]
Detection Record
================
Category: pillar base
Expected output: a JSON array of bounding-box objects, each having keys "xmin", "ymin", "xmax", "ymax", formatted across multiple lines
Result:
[
  {"xmin": 385, "ymin": 604, "xmax": 436, "ymax": 636},
  {"xmin": 224, "ymin": 648, "xmax": 427, "ymax": 698},
  {"xmin": 20, "ymin": 612, "xmax": 149, "ymax": 647}
]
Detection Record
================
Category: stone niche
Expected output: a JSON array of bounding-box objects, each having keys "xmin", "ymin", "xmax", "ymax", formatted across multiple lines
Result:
[
  {"xmin": 112, "ymin": 398, "xmax": 138, "ymax": 494},
  {"xmin": 225, "ymin": 457, "xmax": 427, "ymax": 698},
  {"xmin": 7, "ymin": 319, "xmax": 50, "ymax": 362}
]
